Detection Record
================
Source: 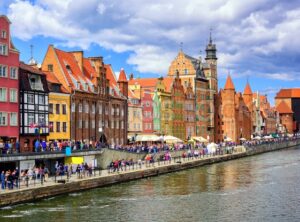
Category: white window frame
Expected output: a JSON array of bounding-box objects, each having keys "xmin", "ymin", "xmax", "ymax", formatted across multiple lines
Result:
[
  {"xmin": 0, "ymin": 44, "xmax": 8, "ymax": 56},
  {"xmin": 10, "ymin": 112, "xmax": 18, "ymax": 126},
  {"xmin": 0, "ymin": 64, "xmax": 7, "ymax": 77},
  {"xmin": 0, "ymin": 112, "xmax": 7, "ymax": 126},
  {"xmin": 28, "ymin": 94, "xmax": 34, "ymax": 104},
  {"xmin": 79, "ymin": 103, "xmax": 82, "ymax": 113},
  {"xmin": 1, "ymin": 30, "xmax": 6, "ymax": 39},
  {"xmin": 28, "ymin": 113, "xmax": 34, "ymax": 125},
  {"xmin": 71, "ymin": 103, "xmax": 75, "ymax": 112},
  {"xmin": 9, "ymin": 88, "xmax": 17, "ymax": 103},
  {"xmin": 0, "ymin": 87, "xmax": 7, "ymax": 102},
  {"xmin": 10, "ymin": 67, "xmax": 18, "ymax": 79}
]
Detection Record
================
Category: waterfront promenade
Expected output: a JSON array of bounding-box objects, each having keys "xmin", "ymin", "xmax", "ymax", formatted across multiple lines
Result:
[{"xmin": 0, "ymin": 138, "xmax": 299, "ymax": 207}]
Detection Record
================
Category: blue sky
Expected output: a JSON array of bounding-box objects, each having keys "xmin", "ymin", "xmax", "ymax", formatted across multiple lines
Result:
[{"xmin": 1, "ymin": 0, "xmax": 300, "ymax": 104}]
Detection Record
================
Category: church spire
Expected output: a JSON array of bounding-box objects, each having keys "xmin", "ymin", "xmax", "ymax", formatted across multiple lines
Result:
[
  {"xmin": 205, "ymin": 29, "xmax": 217, "ymax": 61},
  {"xmin": 224, "ymin": 75, "xmax": 235, "ymax": 90},
  {"xmin": 243, "ymin": 80, "xmax": 253, "ymax": 95}
]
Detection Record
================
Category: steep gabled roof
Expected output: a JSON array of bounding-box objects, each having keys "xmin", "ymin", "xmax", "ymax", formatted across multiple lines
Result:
[
  {"xmin": 162, "ymin": 77, "xmax": 175, "ymax": 93},
  {"xmin": 224, "ymin": 75, "xmax": 235, "ymax": 90},
  {"xmin": 276, "ymin": 88, "xmax": 300, "ymax": 98},
  {"xmin": 105, "ymin": 64, "xmax": 126, "ymax": 99},
  {"xmin": 276, "ymin": 101, "xmax": 293, "ymax": 114},
  {"xmin": 243, "ymin": 82, "xmax": 252, "ymax": 95},
  {"xmin": 118, "ymin": 68, "xmax": 127, "ymax": 82},
  {"xmin": 53, "ymin": 48, "xmax": 96, "ymax": 93}
]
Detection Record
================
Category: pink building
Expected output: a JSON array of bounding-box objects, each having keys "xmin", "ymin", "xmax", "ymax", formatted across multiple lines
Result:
[
  {"xmin": 0, "ymin": 15, "xmax": 20, "ymax": 148},
  {"xmin": 142, "ymin": 90, "xmax": 154, "ymax": 133}
]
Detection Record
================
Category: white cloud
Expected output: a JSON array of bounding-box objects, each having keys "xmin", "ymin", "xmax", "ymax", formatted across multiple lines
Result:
[{"xmin": 6, "ymin": 0, "xmax": 300, "ymax": 78}]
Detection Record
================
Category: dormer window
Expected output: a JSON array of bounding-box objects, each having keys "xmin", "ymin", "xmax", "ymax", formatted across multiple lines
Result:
[
  {"xmin": 76, "ymin": 82, "xmax": 80, "ymax": 89},
  {"xmin": 84, "ymin": 83, "xmax": 88, "ymax": 91},
  {"xmin": 1, "ymin": 30, "xmax": 6, "ymax": 39}
]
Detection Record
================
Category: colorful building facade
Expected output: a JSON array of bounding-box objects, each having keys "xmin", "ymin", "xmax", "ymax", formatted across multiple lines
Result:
[
  {"xmin": 41, "ymin": 46, "xmax": 128, "ymax": 146},
  {"xmin": 45, "ymin": 71, "xmax": 71, "ymax": 141},
  {"xmin": 19, "ymin": 62, "xmax": 49, "ymax": 152},
  {"xmin": 0, "ymin": 15, "xmax": 20, "ymax": 145}
]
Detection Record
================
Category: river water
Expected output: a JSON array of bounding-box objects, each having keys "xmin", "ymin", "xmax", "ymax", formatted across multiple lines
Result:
[{"xmin": 1, "ymin": 146, "xmax": 300, "ymax": 222}]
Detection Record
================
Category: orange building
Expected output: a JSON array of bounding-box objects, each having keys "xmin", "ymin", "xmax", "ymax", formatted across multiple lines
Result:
[
  {"xmin": 215, "ymin": 75, "xmax": 252, "ymax": 143},
  {"xmin": 275, "ymin": 88, "xmax": 300, "ymax": 133}
]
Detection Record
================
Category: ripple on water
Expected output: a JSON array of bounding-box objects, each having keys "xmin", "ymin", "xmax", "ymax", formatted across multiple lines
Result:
[{"xmin": 2, "ymin": 214, "xmax": 24, "ymax": 218}]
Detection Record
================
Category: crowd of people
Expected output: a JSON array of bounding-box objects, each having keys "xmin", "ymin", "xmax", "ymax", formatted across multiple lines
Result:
[{"xmin": 0, "ymin": 139, "xmax": 107, "ymax": 155}]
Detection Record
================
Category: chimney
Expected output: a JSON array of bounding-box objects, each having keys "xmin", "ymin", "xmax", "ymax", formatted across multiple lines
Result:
[{"xmin": 129, "ymin": 73, "xmax": 134, "ymax": 80}]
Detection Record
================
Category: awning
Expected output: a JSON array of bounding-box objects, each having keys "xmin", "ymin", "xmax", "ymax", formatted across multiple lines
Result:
[
  {"xmin": 135, "ymin": 134, "xmax": 160, "ymax": 142},
  {"xmin": 163, "ymin": 135, "xmax": 183, "ymax": 143},
  {"xmin": 192, "ymin": 136, "xmax": 208, "ymax": 142}
]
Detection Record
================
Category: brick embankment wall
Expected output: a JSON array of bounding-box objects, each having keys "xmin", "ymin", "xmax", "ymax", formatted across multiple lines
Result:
[{"xmin": 1, "ymin": 139, "xmax": 299, "ymax": 208}]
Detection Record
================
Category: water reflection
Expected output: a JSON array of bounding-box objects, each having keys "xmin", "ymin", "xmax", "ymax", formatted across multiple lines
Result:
[{"xmin": 1, "ymin": 147, "xmax": 300, "ymax": 222}]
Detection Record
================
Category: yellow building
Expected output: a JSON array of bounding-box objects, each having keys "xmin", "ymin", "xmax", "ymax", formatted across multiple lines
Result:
[
  {"xmin": 157, "ymin": 77, "xmax": 173, "ymax": 135},
  {"xmin": 45, "ymin": 71, "xmax": 71, "ymax": 141}
]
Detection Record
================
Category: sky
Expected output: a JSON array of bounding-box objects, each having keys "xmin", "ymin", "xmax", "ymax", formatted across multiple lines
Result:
[{"xmin": 1, "ymin": 0, "xmax": 300, "ymax": 104}]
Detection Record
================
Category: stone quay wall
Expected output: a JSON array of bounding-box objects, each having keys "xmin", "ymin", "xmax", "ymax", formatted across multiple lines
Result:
[{"xmin": 1, "ymin": 139, "xmax": 299, "ymax": 208}]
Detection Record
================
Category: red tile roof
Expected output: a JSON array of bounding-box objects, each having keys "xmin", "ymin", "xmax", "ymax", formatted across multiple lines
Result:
[
  {"xmin": 243, "ymin": 82, "xmax": 252, "ymax": 95},
  {"xmin": 54, "ymin": 48, "xmax": 95, "ymax": 93},
  {"xmin": 44, "ymin": 71, "xmax": 60, "ymax": 84},
  {"xmin": 19, "ymin": 62, "xmax": 45, "ymax": 75},
  {"xmin": 276, "ymin": 101, "xmax": 293, "ymax": 114},
  {"xmin": 128, "ymin": 78, "xmax": 158, "ymax": 88},
  {"xmin": 224, "ymin": 75, "xmax": 235, "ymax": 90},
  {"xmin": 276, "ymin": 88, "xmax": 300, "ymax": 98},
  {"xmin": 118, "ymin": 68, "xmax": 127, "ymax": 82},
  {"xmin": 83, "ymin": 58, "xmax": 98, "ymax": 85},
  {"xmin": 162, "ymin": 77, "xmax": 174, "ymax": 92},
  {"xmin": 44, "ymin": 71, "xmax": 69, "ymax": 93},
  {"xmin": 105, "ymin": 64, "xmax": 126, "ymax": 99}
]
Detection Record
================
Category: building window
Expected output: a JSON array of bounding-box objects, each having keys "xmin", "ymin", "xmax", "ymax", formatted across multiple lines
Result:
[
  {"xmin": 184, "ymin": 69, "xmax": 188, "ymax": 75},
  {"xmin": 1, "ymin": 30, "xmax": 6, "ymax": 39},
  {"xmin": 99, "ymin": 103, "xmax": 102, "ymax": 114},
  {"xmin": 91, "ymin": 104, "xmax": 95, "ymax": 114},
  {"xmin": 10, "ymin": 113, "xmax": 17, "ymax": 126},
  {"xmin": 28, "ymin": 113, "xmax": 34, "ymax": 125},
  {"xmin": 48, "ymin": 64, "xmax": 53, "ymax": 72},
  {"xmin": 0, "ymin": 44, "xmax": 7, "ymax": 56},
  {"xmin": 56, "ymin": 104, "xmax": 60, "ymax": 114},
  {"xmin": 85, "ymin": 103, "xmax": 89, "ymax": 113},
  {"xmin": 39, "ymin": 95, "xmax": 45, "ymax": 104},
  {"xmin": 9, "ymin": 88, "xmax": 17, "ymax": 103},
  {"xmin": 78, "ymin": 118, "xmax": 82, "ymax": 128},
  {"xmin": 0, "ymin": 112, "xmax": 7, "ymax": 126},
  {"xmin": 27, "ymin": 94, "xmax": 34, "ymax": 104},
  {"xmin": 63, "ymin": 122, "xmax": 67, "ymax": 132},
  {"xmin": 10, "ymin": 67, "xmax": 18, "ymax": 79},
  {"xmin": 56, "ymin": 122, "xmax": 60, "ymax": 132},
  {"xmin": 146, "ymin": 102, "xmax": 150, "ymax": 107},
  {"xmin": 85, "ymin": 121, "xmax": 88, "ymax": 129},
  {"xmin": 62, "ymin": 104, "xmax": 67, "ymax": 115},
  {"xmin": 71, "ymin": 103, "xmax": 75, "ymax": 112},
  {"xmin": 121, "ymin": 108, "xmax": 124, "ymax": 117},
  {"xmin": 91, "ymin": 120, "xmax": 95, "ymax": 128},
  {"xmin": 49, "ymin": 103, "xmax": 53, "ymax": 114},
  {"xmin": 38, "ymin": 114, "xmax": 45, "ymax": 125},
  {"xmin": 49, "ymin": 122, "xmax": 54, "ymax": 132},
  {"xmin": 79, "ymin": 103, "xmax": 82, "ymax": 112},
  {"xmin": 0, "ymin": 88, "xmax": 7, "ymax": 102},
  {"xmin": 0, "ymin": 65, "xmax": 7, "ymax": 77}
]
